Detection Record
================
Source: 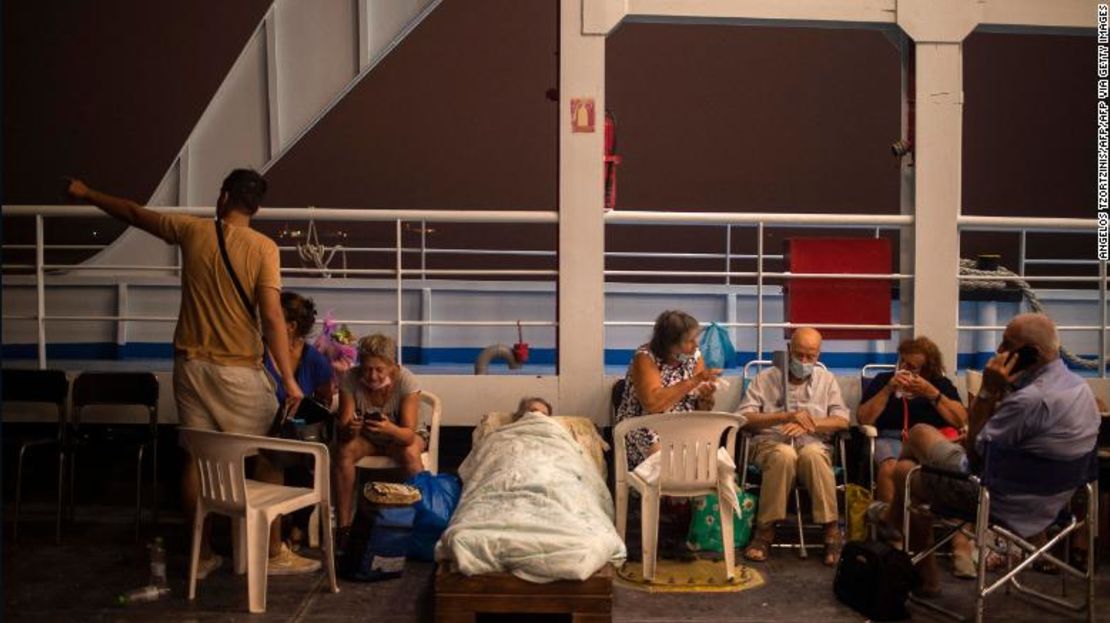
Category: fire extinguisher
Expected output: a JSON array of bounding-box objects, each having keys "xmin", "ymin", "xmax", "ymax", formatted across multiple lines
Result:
[{"xmin": 604, "ymin": 110, "xmax": 621, "ymax": 211}]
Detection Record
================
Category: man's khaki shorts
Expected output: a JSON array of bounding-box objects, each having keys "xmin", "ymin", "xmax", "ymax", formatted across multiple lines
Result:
[{"xmin": 174, "ymin": 357, "xmax": 277, "ymax": 436}]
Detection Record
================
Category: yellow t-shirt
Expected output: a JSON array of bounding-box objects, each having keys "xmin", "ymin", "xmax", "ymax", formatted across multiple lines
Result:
[{"xmin": 156, "ymin": 214, "xmax": 282, "ymax": 367}]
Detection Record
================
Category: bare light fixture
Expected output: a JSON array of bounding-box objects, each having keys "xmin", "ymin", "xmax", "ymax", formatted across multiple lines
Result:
[{"xmin": 891, "ymin": 138, "xmax": 913, "ymax": 158}]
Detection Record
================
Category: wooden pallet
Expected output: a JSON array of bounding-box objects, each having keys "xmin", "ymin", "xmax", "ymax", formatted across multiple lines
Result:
[{"xmin": 435, "ymin": 563, "xmax": 614, "ymax": 623}]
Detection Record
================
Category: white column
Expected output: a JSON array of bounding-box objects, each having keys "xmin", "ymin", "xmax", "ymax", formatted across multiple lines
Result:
[
  {"xmin": 911, "ymin": 41, "xmax": 963, "ymax": 369},
  {"xmin": 559, "ymin": 0, "xmax": 607, "ymax": 421},
  {"xmin": 897, "ymin": 32, "xmax": 915, "ymax": 346},
  {"xmin": 896, "ymin": 0, "xmax": 979, "ymax": 370}
]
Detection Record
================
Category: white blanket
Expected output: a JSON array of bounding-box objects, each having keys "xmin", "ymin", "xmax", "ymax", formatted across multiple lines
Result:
[{"xmin": 435, "ymin": 413, "xmax": 627, "ymax": 582}]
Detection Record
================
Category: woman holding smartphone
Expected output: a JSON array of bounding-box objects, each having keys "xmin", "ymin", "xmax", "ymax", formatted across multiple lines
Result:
[
  {"xmin": 857, "ymin": 335, "xmax": 973, "ymax": 577},
  {"xmin": 332, "ymin": 333, "xmax": 426, "ymax": 539}
]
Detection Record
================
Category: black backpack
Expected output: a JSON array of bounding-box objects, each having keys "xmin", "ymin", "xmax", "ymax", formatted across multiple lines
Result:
[{"xmin": 833, "ymin": 540, "xmax": 919, "ymax": 621}]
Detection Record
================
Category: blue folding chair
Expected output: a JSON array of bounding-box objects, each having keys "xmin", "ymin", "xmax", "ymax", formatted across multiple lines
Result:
[{"xmin": 903, "ymin": 441, "xmax": 1099, "ymax": 623}]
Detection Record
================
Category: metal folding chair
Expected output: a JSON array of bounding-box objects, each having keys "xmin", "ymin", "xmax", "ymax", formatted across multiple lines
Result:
[
  {"xmin": 737, "ymin": 358, "xmax": 848, "ymax": 558},
  {"xmin": 903, "ymin": 441, "xmax": 1099, "ymax": 623},
  {"xmin": 857, "ymin": 363, "xmax": 897, "ymax": 496}
]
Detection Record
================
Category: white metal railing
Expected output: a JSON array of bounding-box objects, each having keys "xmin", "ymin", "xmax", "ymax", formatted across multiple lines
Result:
[
  {"xmin": 956, "ymin": 215, "xmax": 1107, "ymax": 378},
  {"xmin": 3, "ymin": 206, "xmax": 1107, "ymax": 374},
  {"xmin": 602, "ymin": 212, "xmax": 915, "ymax": 359},
  {"xmin": 1, "ymin": 206, "xmax": 559, "ymax": 368}
]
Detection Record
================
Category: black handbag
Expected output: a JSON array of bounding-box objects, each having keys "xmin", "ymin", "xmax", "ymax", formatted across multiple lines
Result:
[
  {"xmin": 833, "ymin": 540, "xmax": 919, "ymax": 621},
  {"xmin": 266, "ymin": 397, "xmax": 332, "ymax": 469},
  {"xmin": 270, "ymin": 397, "xmax": 332, "ymax": 442}
]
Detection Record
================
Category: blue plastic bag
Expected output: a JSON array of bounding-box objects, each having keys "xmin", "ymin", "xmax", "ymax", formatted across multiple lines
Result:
[
  {"xmin": 699, "ymin": 322, "xmax": 736, "ymax": 369},
  {"xmin": 405, "ymin": 471, "xmax": 462, "ymax": 561}
]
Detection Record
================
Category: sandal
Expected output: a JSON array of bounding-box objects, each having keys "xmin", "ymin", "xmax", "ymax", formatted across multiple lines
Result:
[
  {"xmin": 867, "ymin": 501, "xmax": 903, "ymax": 545},
  {"xmin": 744, "ymin": 537, "xmax": 771, "ymax": 562},
  {"xmin": 744, "ymin": 525, "xmax": 775, "ymax": 562},
  {"xmin": 952, "ymin": 552, "xmax": 976, "ymax": 579},
  {"xmin": 823, "ymin": 532, "xmax": 843, "ymax": 567}
]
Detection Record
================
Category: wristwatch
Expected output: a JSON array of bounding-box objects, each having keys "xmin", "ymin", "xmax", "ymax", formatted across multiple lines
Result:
[{"xmin": 931, "ymin": 392, "xmax": 942, "ymax": 405}]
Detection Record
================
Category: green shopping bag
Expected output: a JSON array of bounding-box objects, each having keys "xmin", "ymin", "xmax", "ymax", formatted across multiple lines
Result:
[{"xmin": 686, "ymin": 491, "xmax": 758, "ymax": 552}]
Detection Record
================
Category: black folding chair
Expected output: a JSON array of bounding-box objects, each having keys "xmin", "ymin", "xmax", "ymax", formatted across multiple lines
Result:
[
  {"xmin": 904, "ymin": 441, "xmax": 1099, "ymax": 623},
  {"xmin": 70, "ymin": 372, "xmax": 159, "ymax": 540},
  {"xmin": 3, "ymin": 369, "xmax": 70, "ymax": 543}
]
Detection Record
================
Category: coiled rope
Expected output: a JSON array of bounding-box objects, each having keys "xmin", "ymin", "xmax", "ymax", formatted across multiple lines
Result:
[{"xmin": 959, "ymin": 258, "xmax": 1104, "ymax": 369}]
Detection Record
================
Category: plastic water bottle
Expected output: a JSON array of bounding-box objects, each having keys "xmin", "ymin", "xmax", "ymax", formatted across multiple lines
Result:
[
  {"xmin": 116, "ymin": 585, "xmax": 170, "ymax": 606},
  {"xmin": 149, "ymin": 537, "xmax": 167, "ymax": 588}
]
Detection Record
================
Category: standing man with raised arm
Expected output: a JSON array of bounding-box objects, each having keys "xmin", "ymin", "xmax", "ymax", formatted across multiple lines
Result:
[{"xmin": 67, "ymin": 170, "xmax": 319, "ymax": 576}]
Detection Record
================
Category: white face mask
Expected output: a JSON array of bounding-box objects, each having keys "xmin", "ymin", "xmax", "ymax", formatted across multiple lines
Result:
[
  {"xmin": 789, "ymin": 357, "xmax": 814, "ymax": 379},
  {"xmin": 368, "ymin": 375, "xmax": 393, "ymax": 391}
]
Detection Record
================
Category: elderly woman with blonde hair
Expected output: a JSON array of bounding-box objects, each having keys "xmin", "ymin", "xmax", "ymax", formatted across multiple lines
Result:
[{"xmin": 332, "ymin": 333, "xmax": 426, "ymax": 541}]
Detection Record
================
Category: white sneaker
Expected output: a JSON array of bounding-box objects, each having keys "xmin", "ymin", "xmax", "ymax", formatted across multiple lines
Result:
[
  {"xmin": 268, "ymin": 543, "xmax": 322, "ymax": 576},
  {"xmin": 196, "ymin": 553, "xmax": 224, "ymax": 580}
]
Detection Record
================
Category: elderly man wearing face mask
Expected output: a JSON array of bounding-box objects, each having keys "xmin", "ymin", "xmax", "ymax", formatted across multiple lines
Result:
[{"xmin": 737, "ymin": 327, "xmax": 850, "ymax": 566}]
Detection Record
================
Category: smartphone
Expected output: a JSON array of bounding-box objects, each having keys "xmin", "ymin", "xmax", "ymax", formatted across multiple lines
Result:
[
  {"xmin": 365, "ymin": 410, "xmax": 385, "ymax": 422},
  {"xmin": 1009, "ymin": 345, "xmax": 1039, "ymax": 373}
]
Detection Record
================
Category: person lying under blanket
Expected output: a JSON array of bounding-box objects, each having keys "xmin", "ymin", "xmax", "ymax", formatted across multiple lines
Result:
[{"xmin": 436, "ymin": 406, "xmax": 626, "ymax": 582}]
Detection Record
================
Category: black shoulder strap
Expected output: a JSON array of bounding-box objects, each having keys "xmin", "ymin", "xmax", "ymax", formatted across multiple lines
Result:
[{"xmin": 215, "ymin": 219, "xmax": 257, "ymax": 320}]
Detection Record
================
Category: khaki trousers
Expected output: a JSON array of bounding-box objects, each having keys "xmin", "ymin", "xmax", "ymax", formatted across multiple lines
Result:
[{"xmin": 752, "ymin": 440, "xmax": 839, "ymax": 526}]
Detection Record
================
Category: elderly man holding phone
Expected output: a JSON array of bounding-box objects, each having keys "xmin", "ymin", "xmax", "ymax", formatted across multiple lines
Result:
[{"xmin": 875, "ymin": 313, "xmax": 1100, "ymax": 596}]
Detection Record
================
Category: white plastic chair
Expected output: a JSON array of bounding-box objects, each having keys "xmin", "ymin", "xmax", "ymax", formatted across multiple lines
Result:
[
  {"xmin": 355, "ymin": 390, "xmax": 442, "ymax": 474},
  {"xmin": 179, "ymin": 428, "xmax": 338, "ymax": 614},
  {"xmin": 613, "ymin": 411, "xmax": 744, "ymax": 582}
]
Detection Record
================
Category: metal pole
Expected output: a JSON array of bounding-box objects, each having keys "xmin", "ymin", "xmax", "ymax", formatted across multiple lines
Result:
[
  {"xmin": 421, "ymin": 219, "xmax": 427, "ymax": 280},
  {"xmin": 725, "ymin": 224, "xmax": 732, "ymax": 286},
  {"xmin": 1018, "ymin": 229, "xmax": 1026, "ymax": 277},
  {"xmin": 1100, "ymin": 259, "xmax": 1107, "ymax": 379},
  {"xmin": 396, "ymin": 219, "xmax": 403, "ymax": 364},
  {"xmin": 756, "ymin": 222, "xmax": 765, "ymax": 360},
  {"xmin": 35, "ymin": 215, "xmax": 46, "ymax": 369}
]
